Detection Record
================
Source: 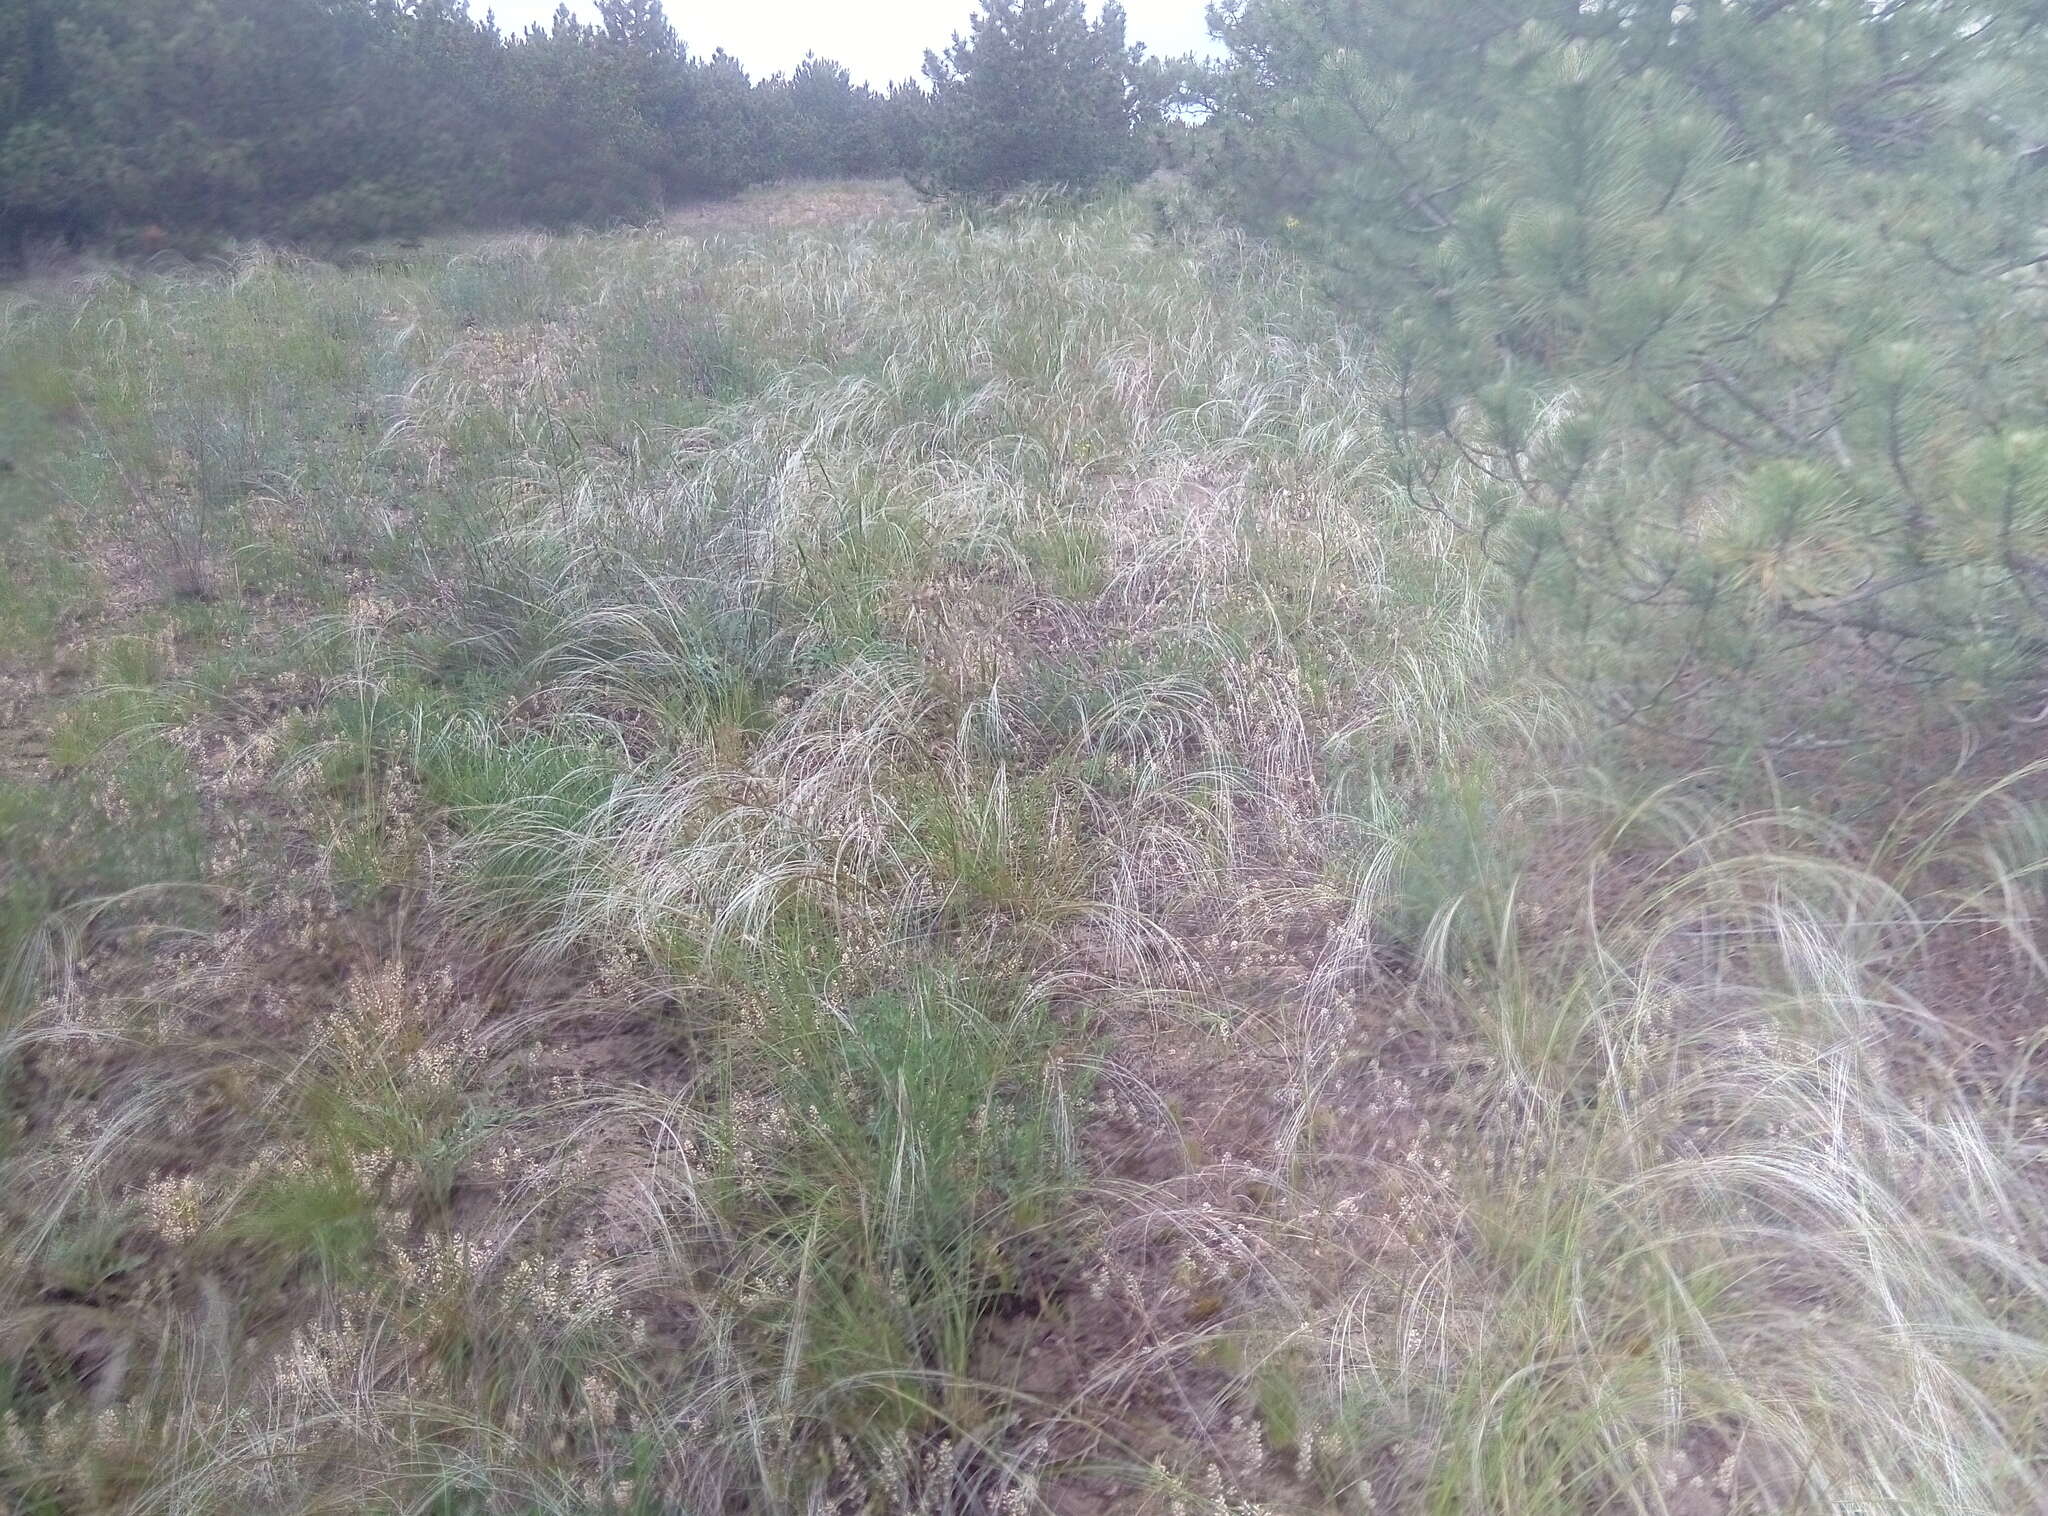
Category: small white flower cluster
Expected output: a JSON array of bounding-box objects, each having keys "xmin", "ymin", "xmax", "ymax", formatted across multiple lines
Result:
[
  {"xmin": 205, "ymin": 807, "xmax": 259, "ymax": 882},
  {"xmin": 1, "ymin": 1403, "xmax": 143, "ymax": 1468},
  {"xmin": 733, "ymin": 1266, "xmax": 796, "ymax": 1311},
  {"xmin": 329, "ymin": 961, "xmax": 415, "ymax": 1074},
  {"xmin": 139, "ymin": 1171, "xmax": 208, "ymax": 1245},
  {"xmin": 811, "ymin": 1427, "xmax": 1059, "ymax": 1516},
  {"xmin": 1356, "ymin": 1129, "xmax": 1455, "ymax": 1256},
  {"xmin": 1295, "ymin": 1192, "xmax": 1366, "ymax": 1231},
  {"xmin": 238, "ymin": 717, "xmax": 285, "ymax": 772},
  {"xmin": 718, "ymin": 1091, "xmax": 799, "ymax": 1182},
  {"xmin": 390, "ymin": 1230, "xmax": 480, "ymax": 1294},
  {"xmin": 590, "ymin": 938, "xmax": 642, "ymax": 998},
  {"xmin": 581, "ymin": 1372, "xmax": 623, "ymax": 1429},
  {"xmin": 22, "ymin": 1105, "xmax": 103, "ymax": 1182},
  {"xmin": 407, "ymin": 1027, "xmax": 487, "ymax": 1094},
  {"xmin": 995, "ymin": 1435, "xmax": 1053, "ymax": 1516},
  {"xmin": 575, "ymin": 1476, "xmax": 638, "ymax": 1510},
  {"xmin": 1165, "ymin": 1225, "xmax": 1239, "ymax": 1308},
  {"xmin": 1090, "ymin": 1085, "xmax": 1155, "ymax": 1129},
  {"xmin": 1152, "ymin": 1455, "xmax": 1288, "ymax": 1516},
  {"xmin": 1650, "ymin": 1442, "xmax": 1738, "ymax": 1500},
  {"xmin": 1085, "ymin": 1244, "xmax": 1146, "ymax": 1308},
  {"xmin": 349, "ymin": 1146, "xmax": 394, "ymax": 1194},
  {"xmin": 478, "ymin": 1136, "xmax": 545, "ymax": 1187},
  {"xmin": 385, "ymin": 1227, "xmax": 645, "ymax": 1345},
  {"xmin": 271, "ymin": 1312, "xmax": 368, "ymax": 1406},
  {"xmin": 345, "ymin": 593, "xmax": 401, "ymax": 631},
  {"xmin": 875, "ymin": 1429, "xmax": 961, "ymax": 1516},
  {"xmin": 324, "ymin": 961, "xmax": 486, "ymax": 1098},
  {"xmin": 502, "ymin": 1232, "xmax": 638, "ymax": 1337},
  {"xmin": 249, "ymin": 1139, "xmax": 317, "ymax": 1176},
  {"xmin": 287, "ymin": 894, "xmax": 331, "ymax": 951}
]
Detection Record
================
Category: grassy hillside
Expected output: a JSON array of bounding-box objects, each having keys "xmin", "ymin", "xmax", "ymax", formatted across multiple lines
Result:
[{"xmin": 3, "ymin": 182, "xmax": 2047, "ymax": 1515}]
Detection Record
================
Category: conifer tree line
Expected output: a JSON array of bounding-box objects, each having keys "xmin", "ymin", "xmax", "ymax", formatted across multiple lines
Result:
[{"xmin": 0, "ymin": 0, "xmax": 1184, "ymax": 259}]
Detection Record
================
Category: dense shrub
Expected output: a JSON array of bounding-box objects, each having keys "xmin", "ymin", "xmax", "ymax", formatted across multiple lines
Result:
[{"xmin": 1204, "ymin": 0, "xmax": 2048, "ymax": 734}]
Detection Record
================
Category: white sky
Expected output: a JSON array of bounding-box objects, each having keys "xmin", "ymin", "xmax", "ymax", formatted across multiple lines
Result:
[{"xmin": 479, "ymin": 0, "xmax": 1219, "ymax": 86}]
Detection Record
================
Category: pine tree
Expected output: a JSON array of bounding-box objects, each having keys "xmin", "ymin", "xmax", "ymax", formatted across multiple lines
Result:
[
  {"xmin": 919, "ymin": 0, "xmax": 1147, "ymax": 196},
  {"xmin": 754, "ymin": 57, "xmax": 895, "ymax": 181},
  {"xmin": 1205, "ymin": 0, "xmax": 2048, "ymax": 729},
  {"xmin": 493, "ymin": 8, "xmax": 666, "ymax": 226}
]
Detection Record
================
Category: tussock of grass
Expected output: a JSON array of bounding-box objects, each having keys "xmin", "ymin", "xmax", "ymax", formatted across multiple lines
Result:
[{"xmin": 0, "ymin": 192, "xmax": 2043, "ymax": 1515}]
